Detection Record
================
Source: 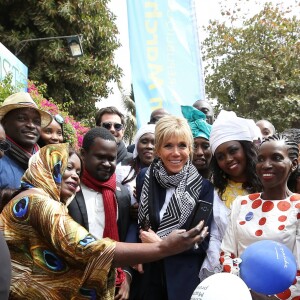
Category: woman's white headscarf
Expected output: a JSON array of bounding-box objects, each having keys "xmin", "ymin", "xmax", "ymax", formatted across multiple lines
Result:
[
  {"xmin": 132, "ymin": 124, "xmax": 156, "ymax": 159},
  {"xmin": 209, "ymin": 110, "xmax": 259, "ymax": 155}
]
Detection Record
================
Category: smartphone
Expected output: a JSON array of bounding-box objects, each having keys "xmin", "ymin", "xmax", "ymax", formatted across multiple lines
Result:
[{"xmin": 188, "ymin": 200, "xmax": 213, "ymax": 230}]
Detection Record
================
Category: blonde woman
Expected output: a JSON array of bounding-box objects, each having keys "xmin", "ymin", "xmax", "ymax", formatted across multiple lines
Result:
[{"xmin": 131, "ymin": 115, "xmax": 214, "ymax": 300}]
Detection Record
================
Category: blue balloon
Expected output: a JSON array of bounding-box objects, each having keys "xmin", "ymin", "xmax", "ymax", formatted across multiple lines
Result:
[{"xmin": 240, "ymin": 240, "xmax": 297, "ymax": 295}]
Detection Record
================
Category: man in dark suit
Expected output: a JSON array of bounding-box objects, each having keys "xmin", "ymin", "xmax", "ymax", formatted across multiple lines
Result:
[{"xmin": 68, "ymin": 127, "xmax": 131, "ymax": 299}]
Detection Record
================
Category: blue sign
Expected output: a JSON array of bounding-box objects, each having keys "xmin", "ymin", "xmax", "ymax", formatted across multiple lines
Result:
[
  {"xmin": 127, "ymin": 0, "xmax": 205, "ymax": 127},
  {"xmin": 0, "ymin": 43, "xmax": 28, "ymax": 91}
]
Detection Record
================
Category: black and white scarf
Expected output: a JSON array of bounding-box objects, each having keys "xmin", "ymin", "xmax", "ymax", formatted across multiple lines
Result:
[
  {"xmin": 138, "ymin": 158, "xmax": 203, "ymax": 238},
  {"xmin": 6, "ymin": 136, "xmax": 39, "ymax": 170}
]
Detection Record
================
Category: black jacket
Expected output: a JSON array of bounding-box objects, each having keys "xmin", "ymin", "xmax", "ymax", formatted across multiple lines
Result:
[
  {"xmin": 117, "ymin": 141, "xmax": 132, "ymax": 166},
  {"xmin": 68, "ymin": 182, "xmax": 131, "ymax": 242}
]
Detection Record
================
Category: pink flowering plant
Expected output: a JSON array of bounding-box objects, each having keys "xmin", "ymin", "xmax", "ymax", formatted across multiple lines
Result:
[{"xmin": 28, "ymin": 81, "xmax": 89, "ymax": 149}]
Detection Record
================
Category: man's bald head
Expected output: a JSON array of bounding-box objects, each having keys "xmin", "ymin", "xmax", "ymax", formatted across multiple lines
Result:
[
  {"xmin": 256, "ymin": 119, "xmax": 276, "ymax": 138},
  {"xmin": 148, "ymin": 108, "xmax": 170, "ymax": 124},
  {"xmin": 192, "ymin": 100, "xmax": 214, "ymax": 124}
]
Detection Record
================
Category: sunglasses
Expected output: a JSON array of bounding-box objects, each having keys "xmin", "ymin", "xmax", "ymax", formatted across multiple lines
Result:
[
  {"xmin": 101, "ymin": 122, "xmax": 124, "ymax": 131},
  {"xmin": 54, "ymin": 114, "xmax": 64, "ymax": 124},
  {"xmin": 0, "ymin": 140, "xmax": 11, "ymax": 152}
]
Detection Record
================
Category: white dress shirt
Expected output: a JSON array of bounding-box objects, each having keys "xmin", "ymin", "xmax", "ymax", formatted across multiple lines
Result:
[{"xmin": 81, "ymin": 183, "xmax": 105, "ymax": 239}]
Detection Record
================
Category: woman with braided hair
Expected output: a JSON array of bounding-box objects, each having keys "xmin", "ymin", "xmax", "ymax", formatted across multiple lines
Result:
[
  {"xmin": 283, "ymin": 128, "xmax": 300, "ymax": 193},
  {"xmin": 220, "ymin": 133, "xmax": 300, "ymax": 299}
]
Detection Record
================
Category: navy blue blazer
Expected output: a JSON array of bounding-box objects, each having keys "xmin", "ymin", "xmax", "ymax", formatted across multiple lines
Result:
[{"xmin": 129, "ymin": 167, "xmax": 214, "ymax": 300}]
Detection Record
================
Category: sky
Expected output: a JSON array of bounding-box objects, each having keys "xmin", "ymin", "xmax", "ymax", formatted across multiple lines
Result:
[{"xmin": 96, "ymin": 0, "xmax": 299, "ymax": 112}]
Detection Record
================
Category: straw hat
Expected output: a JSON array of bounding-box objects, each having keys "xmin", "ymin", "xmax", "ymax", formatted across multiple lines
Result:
[{"xmin": 0, "ymin": 92, "xmax": 52, "ymax": 128}]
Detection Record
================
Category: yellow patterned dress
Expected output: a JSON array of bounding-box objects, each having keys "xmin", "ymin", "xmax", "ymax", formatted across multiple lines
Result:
[
  {"xmin": 221, "ymin": 180, "xmax": 249, "ymax": 209},
  {"xmin": 0, "ymin": 144, "xmax": 116, "ymax": 299}
]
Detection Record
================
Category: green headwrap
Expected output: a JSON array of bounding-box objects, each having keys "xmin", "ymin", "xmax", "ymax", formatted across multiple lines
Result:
[{"xmin": 181, "ymin": 105, "xmax": 212, "ymax": 140}]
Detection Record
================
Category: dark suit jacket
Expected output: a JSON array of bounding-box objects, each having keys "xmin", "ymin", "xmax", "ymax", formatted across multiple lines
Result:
[{"xmin": 68, "ymin": 182, "xmax": 131, "ymax": 242}]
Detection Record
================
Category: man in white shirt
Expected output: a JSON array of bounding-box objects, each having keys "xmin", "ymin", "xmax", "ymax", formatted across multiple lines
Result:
[{"xmin": 68, "ymin": 127, "xmax": 131, "ymax": 299}]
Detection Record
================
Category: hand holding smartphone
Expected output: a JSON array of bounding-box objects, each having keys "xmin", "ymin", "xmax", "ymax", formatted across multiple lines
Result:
[{"xmin": 188, "ymin": 200, "xmax": 213, "ymax": 230}]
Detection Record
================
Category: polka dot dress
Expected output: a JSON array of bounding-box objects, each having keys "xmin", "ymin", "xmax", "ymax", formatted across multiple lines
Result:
[{"xmin": 220, "ymin": 193, "xmax": 300, "ymax": 299}]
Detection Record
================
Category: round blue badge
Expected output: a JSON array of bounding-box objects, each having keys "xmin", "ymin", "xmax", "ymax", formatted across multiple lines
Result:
[{"xmin": 245, "ymin": 211, "xmax": 254, "ymax": 221}]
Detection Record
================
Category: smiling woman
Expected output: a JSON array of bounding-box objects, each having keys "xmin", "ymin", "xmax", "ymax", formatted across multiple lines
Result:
[
  {"xmin": 199, "ymin": 110, "xmax": 262, "ymax": 281},
  {"xmin": 60, "ymin": 148, "xmax": 82, "ymax": 203},
  {"xmin": 130, "ymin": 115, "xmax": 214, "ymax": 300},
  {"xmin": 0, "ymin": 143, "xmax": 89, "ymax": 298},
  {"xmin": 209, "ymin": 111, "xmax": 262, "ymax": 207},
  {"xmin": 220, "ymin": 134, "xmax": 300, "ymax": 299},
  {"xmin": 116, "ymin": 123, "xmax": 155, "ymax": 205},
  {"xmin": 38, "ymin": 114, "xmax": 64, "ymax": 148}
]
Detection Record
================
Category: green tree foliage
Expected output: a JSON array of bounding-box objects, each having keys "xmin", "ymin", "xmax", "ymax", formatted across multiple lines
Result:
[
  {"xmin": 121, "ymin": 83, "xmax": 136, "ymax": 145},
  {"xmin": 202, "ymin": 2, "xmax": 300, "ymax": 131},
  {"xmin": 0, "ymin": 74, "xmax": 20, "ymax": 101},
  {"xmin": 0, "ymin": 0, "xmax": 122, "ymax": 120}
]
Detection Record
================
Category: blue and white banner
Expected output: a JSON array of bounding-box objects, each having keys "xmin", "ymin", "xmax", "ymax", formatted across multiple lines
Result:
[
  {"xmin": 127, "ymin": 0, "xmax": 205, "ymax": 127},
  {"xmin": 0, "ymin": 43, "xmax": 28, "ymax": 92}
]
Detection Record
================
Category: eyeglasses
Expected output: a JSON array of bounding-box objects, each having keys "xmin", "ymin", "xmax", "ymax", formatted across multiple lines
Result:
[
  {"xmin": 54, "ymin": 114, "xmax": 64, "ymax": 124},
  {"xmin": 101, "ymin": 122, "xmax": 124, "ymax": 131},
  {"xmin": 0, "ymin": 140, "xmax": 11, "ymax": 152}
]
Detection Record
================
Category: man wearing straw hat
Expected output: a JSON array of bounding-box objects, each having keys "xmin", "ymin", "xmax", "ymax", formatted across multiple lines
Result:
[{"xmin": 0, "ymin": 92, "xmax": 52, "ymax": 189}]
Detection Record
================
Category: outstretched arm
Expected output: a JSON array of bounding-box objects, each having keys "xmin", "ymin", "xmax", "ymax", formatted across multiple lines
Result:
[{"xmin": 113, "ymin": 222, "xmax": 208, "ymax": 267}]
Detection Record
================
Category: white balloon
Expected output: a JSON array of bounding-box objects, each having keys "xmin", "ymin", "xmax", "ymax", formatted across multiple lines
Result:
[{"xmin": 191, "ymin": 273, "xmax": 252, "ymax": 300}]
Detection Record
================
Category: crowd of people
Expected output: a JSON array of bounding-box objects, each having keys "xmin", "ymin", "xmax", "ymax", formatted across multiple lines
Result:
[{"xmin": 0, "ymin": 91, "xmax": 299, "ymax": 300}]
